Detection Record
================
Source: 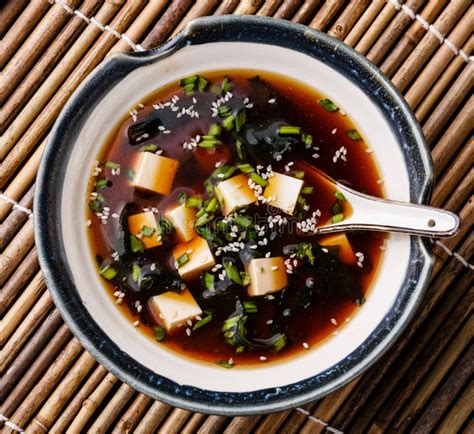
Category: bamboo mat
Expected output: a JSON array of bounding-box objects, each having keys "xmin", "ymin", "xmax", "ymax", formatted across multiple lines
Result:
[{"xmin": 0, "ymin": 0, "xmax": 472, "ymax": 432}]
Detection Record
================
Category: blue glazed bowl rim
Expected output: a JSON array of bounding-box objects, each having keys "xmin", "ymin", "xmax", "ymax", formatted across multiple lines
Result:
[{"xmin": 35, "ymin": 16, "xmax": 434, "ymax": 416}]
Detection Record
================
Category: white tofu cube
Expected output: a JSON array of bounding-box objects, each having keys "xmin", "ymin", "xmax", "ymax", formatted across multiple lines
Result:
[
  {"xmin": 319, "ymin": 233, "xmax": 356, "ymax": 266},
  {"xmin": 263, "ymin": 172, "xmax": 304, "ymax": 215},
  {"xmin": 165, "ymin": 204, "xmax": 197, "ymax": 242},
  {"xmin": 215, "ymin": 174, "xmax": 256, "ymax": 216},
  {"xmin": 133, "ymin": 152, "xmax": 179, "ymax": 195},
  {"xmin": 247, "ymin": 257, "xmax": 288, "ymax": 296},
  {"xmin": 127, "ymin": 211, "xmax": 162, "ymax": 249},
  {"xmin": 172, "ymin": 236, "xmax": 215, "ymax": 280},
  {"xmin": 149, "ymin": 288, "xmax": 202, "ymax": 332}
]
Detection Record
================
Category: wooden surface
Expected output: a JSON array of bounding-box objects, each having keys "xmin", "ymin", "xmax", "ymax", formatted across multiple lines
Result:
[{"xmin": 1, "ymin": 1, "xmax": 472, "ymax": 432}]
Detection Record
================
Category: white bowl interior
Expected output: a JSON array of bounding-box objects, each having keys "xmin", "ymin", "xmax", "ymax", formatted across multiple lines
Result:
[{"xmin": 61, "ymin": 42, "xmax": 410, "ymax": 392}]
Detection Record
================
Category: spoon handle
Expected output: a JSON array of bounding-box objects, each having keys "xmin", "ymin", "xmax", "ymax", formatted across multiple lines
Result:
[{"xmin": 319, "ymin": 189, "xmax": 460, "ymax": 238}]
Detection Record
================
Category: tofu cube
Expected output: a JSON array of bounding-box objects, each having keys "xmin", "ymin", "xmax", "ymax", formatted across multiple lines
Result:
[
  {"xmin": 149, "ymin": 288, "xmax": 202, "ymax": 332},
  {"xmin": 133, "ymin": 152, "xmax": 179, "ymax": 195},
  {"xmin": 172, "ymin": 236, "xmax": 215, "ymax": 280},
  {"xmin": 215, "ymin": 174, "xmax": 256, "ymax": 216},
  {"xmin": 263, "ymin": 172, "xmax": 304, "ymax": 215},
  {"xmin": 165, "ymin": 204, "xmax": 197, "ymax": 242},
  {"xmin": 247, "ymin": 257, "xmax": 288, "ymax": 296},
  {"xmin": 127, "ymin": 211, "xmax": 162, "ymax": 249},
  {"xmin": 319, "ymin": 233, "xmax": 356, "ymax": 266}
]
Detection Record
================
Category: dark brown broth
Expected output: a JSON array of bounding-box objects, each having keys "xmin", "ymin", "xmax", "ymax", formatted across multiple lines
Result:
[{"xmin": 87, "ymin": 70, "xmax": 386, "ymax": 365}]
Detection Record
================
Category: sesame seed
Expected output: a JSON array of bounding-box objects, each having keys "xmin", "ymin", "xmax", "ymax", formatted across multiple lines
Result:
[
  {"xmin": 268, "ymin": 98, "xmax": 276, "ymax": 104},
  {"xmin": 331, "ymin": 128, "xmax": 337, "ymax": 134},
  {"xmin": 186, "ymin": 328, "xmax": 191, "ymax": 336},
  {"xmin": 86, "ymin": 219, "xmax": 92, "ymax": 227},
  {"xmin": 266, "ymin": 319, "xmax": 273, "ymax": 325},
  {"xmin": 331, "ymin": 318, "xmax": 337, "ymax": 325},
  {"xmin": 259, "ymin": 356, "xmax": 267, "ymax": 361},
  {"xmin": 133, "ymin": 320, "xmax": 139, "ymax": 327},
  {"xmin": 271, "ymin": 265, "xmax": 279, "ymax": 271},
  {"xmin": 303, "ymin": 342, "xmax": 309, "ymax": 349}
]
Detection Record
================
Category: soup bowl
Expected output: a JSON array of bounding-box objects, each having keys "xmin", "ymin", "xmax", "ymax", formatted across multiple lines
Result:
[{"xmin": 35, "ymin": 16, "xmax": 433, "ymax": 415}]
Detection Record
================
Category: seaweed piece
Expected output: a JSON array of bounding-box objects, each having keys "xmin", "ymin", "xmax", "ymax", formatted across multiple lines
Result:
[{"xmin": 127, "ymin": 116, "xmax": 163, "ymax": 144}]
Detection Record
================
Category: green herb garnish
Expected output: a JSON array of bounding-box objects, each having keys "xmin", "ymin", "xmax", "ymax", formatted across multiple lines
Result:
[
  {"xmin": 180, "ymin": 75, "xmax": 197, "ymax": 87},
  {"xmin": 332, "ymin": 213, "xmax": 344, "ymax": 223},
  {"xmin": 235, "ymin": 108, "xmax": 247, "ymax": 132},
  {"xmin": 243, "ymin": 301, "xmax": 258, "ymax": 313},
  {"xmin": 153, "ymin": 325, "xmax": 166, "ymax": 342},
  {"xmin": 271, "ymin": 333, "xmax": 287, "ymax": 352},
  {"xmin": 212, "ymin": 164, "xmax": 236, "ymax": 180},
  {"xmin": 297, "ymin": 242, "xmax": 315, "ymax": 265},
  {"xmin": 302, "ymin": 186, "xmax": 314, "ymax": 194},
  {"xmin": 140, "ymin": 144, "xmax": 159, "ymax": 153},
  {"xmin": 105, "ymin": 161, "xmax": 120, "ymax": 169},
  {"xmin": 208, "ymin": 123, "xmax": 222, "ymax": 136},
  {"xmin": 99, "ymin": 264, "xmax": 118, "ymax": 280},
  {"xmin": 346, "ymin": 129, "xmax": 362, "ymax": 140},
  {"xmin": 197, "ymin": 76, "xmax": 208, "ymax": 92},
  {"xmin": 140, "ymin": 225, "xmax": 155, "ymax": 237},
  {"xmin": 186, "ymin": 196, "xmax": 202, "ymax": 208},
  {"xmin": 193, "ymin": 311, "xmax": 213, "ymax": 331},
  {"xmin": 132, "ymin": 262, "xmax": 141, "ymax": 282},
  {"xmin": 218, "ymin": 105, "xmax": 232, "ymax": 117},
  {"xmin": 224, "ymin": 261, "xmax": 242, "ymax": 285},
  {"xmin": 195, "ymin": 212, "xmax": 211, "ymax": 227},
  {"xmin": 240, "ymin": 272, "xmax": 251, "ymax": 286},
  {"xmin": 302, "ymin": 133, "xmax": 313, "ymax": 146},
  {"xmin": 278, "ymin": 125, "xmax": 301, "ymax": 136},
  {"xmin": 131, "ymin": 235, "xmax": 144, "ymax": 253},
  {"xmin": 330, "ymin": 201, "xmax": 343, "ymax": 215},
  {"xmin": 249, "ymin": 172, "xmax": 268, "ymax": 187},
  {"xmin": 126, "ymin": 169, "xmax": 136, "ymax": 181},
  {"xmin": 216, "ymin": 359, "xmax": 234, "ymax": 369},
  {"xmin": 335, "ymin": 191, "xmax": 346, "ymax": 201},
  {"xmin": 319, "ymin": 98, "xmax": 338, "ymax": 112},
  {"xmin": 238, "ymin": 163, "xmax": 255, "ymax": 174},
  {"xmin": 222, "ymin": 115, "xmax": 235, "ymax": 131},
  {"xmin": 236, "ymin": 139, "xmax": 245, "ymax": 160},
  {"xmin": 203, "ymin": 272, "xmax": 215, "ymax": 291},
  {"xmin": 177, "ymin": 192, "xmax": 187, "ymax": 204},
  {"xmin": 176, "ymin": 253, "xmax": 189, "ymax": 268},
  {"xmin": 221, "ymin": 76, "xmax": 232, "ymax": 93},
  {"xmin": 293, "ymin": 170, "xmax": 305, "ymax": 179},
  {"xmin": 95, "ymin": 178, "xmax": 109, "ymax": 191},
  {"xmin": 198, "ymin": 138, "xmax": 219, "ymax": 149},
  {"xmin": 89, "ymin": 199, "xmax": 103, "ymax": 213},
  {"xmin": 205, "ymin": 197, "xmax": 219, "ymax": 213}
]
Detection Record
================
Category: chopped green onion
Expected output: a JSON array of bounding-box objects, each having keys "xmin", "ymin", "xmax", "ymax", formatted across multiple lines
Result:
[
  {"xmin": 222, "ymin": 115, "xmax": 235, "ymax": 131},
  {"xmin": 234, "ymin": 214, "xmax": 252, "ymax": 228},
  {"xmin": 95, "ymin": 178, "xmax": 109, "ymax": 191},
  {"xmin": 99, "ymin": 264, "xmax": 118, "ymax": 280},
  {"xmin": 180, "ymin": 75, "xmax": 197, "ymax": 87},
  {"xmin": 186, "ymin": 196, "xmax": 202, "ymax": 208},
  {"xmin": 140, "ymin": 144, "xmax": 159, "ymax": 153},
  {"xmin": 319, "ymin": 98, "xmax": 338, "ymax": 112},
  {"xmin": 272, "ymin": 333, "xmax": 287, "ymax": 352},
  {"xmin": 205, "ymin": 197, "xmax": 219, "ymax": 213},
  {"xmin": 177, "ymin": 192, "xmax": 187, "ymax": 204},
  {"xmin": 105, "ymin": 161, "xmax": 120, "ymax": 169},
  {"xmin": 215, "ymin": 359, "xmax": 234, "ymax": 369},
  {"xmin": 176, "ymin": 253, "xmax": 189, "ymax": 268},
  {"xmin": 297, "ymin": 242, "xmax": 315, "ymax": 265},
  {"xmin": 131, "ymin": 235, "xmax": 144, "ymax": 253},
  {"xmin": 249, "ymin": 172, "xmax": 268, "ymax": 187},
  {"xmin": 302, "ymin": 133, "xmax": 313, "ymax": 146},
  {"xmin": 157, "ymin": 216, "xmax": 173, "ymax": 237},
  {"xmin": 153, "ymin": 325, "xmax": 166, "ymax": 342},
  {"xmin": 197, "ymin": 76, "xmax": 208, "ymax": 92},
  {"xmin": 330, "ymin": 201, "xmax": 343, "ymax": 215},
  {"xmin": 140, "ymin": 225, "xmax": 155, "ymax": 237},
  {"xmin": 293, "ymin": 170, "xmax": 305, "ymax": 179},
  {"xmin": 126, "ymin": 169, "xmax": 135, "ymax": 181},
  {"xmin": 196, "ymin": 208, "xmax": 206, "ymax": 218},
  {"xmin": 208, "ymin": 123, "xmax": 222, "ymax": 136},
  {"xmin": 332, "ymin": 213, "xmax": 344, "ymax": 223},
  {"xmin": 238, "ymin": 163, "xmax": 255, "ymax": 173},
  {"xmin": 278, "ymin": 125, "xmax": 301, "ymax": 136},
  {"xmin": 212, "ymin": 164, "xmax": 236, "ymax": 180},
  {"xmin": 218, "ymin": 105, "xmax": 232, "ymax": 117},
  {"xmin": 236, "ymin": 139, "xmax": 245, "ymax": 160},
  {"xmin": 204, "ymin": 179, "xmax": 214, "ymax": 195},
  {"xmin": 195, "ymin": 213, "xmax": 211, "ymax": 227},
  {"xmin": 302, "ymin": 186, "xmax": 314, "ymax": 194},
  {"xmin": 243, "ymin": 301, "xmax": 258, "ymax": 313},
  {"xmin": 89, "ymin": 199, "xmax": 103, "ymax": 213},
  {"xmin": 346, "ymin": 129, "xmax": 362, "ymax": 140},
  {"xmin": 224, "ymin": 261, "xmax": 242, "ymax": 285},
  {"xmin": 198, "ymin": 139, "xmax": 219, "ymax": 149},
  {"xmin": 240, "ymin": 272, "xmax": 251, "ymax": 286},
  {"xmin": 221, "ymin": 76, "xmax": 232, "ymax": 93},
  {"xmin": 132, "ymin": 263, "xmax": 141, "ymax": 282},
  {"xmin": 193, "ymin": 312, "xmax": 213, "ymax": 331},
  {"xmin": 235, "ymin": 108, "xmax": 247, "ymax": 132},
  {"xmin": 335, "ymin": 191, "xmax": 346, "ymax": 201},
  {"xmin": 203, "ymin": 272, "xmax": 215, "ymax": 291}
]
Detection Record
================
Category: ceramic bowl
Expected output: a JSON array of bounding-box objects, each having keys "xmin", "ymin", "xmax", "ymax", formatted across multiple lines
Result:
[{"xmin": 35, "ymin": 16, "xmax": 434, "ymax": 415}]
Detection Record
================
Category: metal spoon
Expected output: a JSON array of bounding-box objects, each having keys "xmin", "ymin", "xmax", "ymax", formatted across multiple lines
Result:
[{"xmin": 298, "ymin": 162, "xmax": 460, "ymax": 238}]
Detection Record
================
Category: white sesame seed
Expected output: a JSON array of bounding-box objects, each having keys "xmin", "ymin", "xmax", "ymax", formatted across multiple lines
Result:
[
  {"xmin": 259, "ymin": 356, "xmax": 267, "ymax": 361},
  {"xmin": 303, "ymin": 342, "xmax": 309, "ymax": 349},
  {"xmin": 331, "ymin": 128, "xmax": 337, "ymax": 134},
  {"xmin": 133, "ymin": 320, "xmax": 139, "ymax": 327},
  {"xmin": 266, "ymin": 319, "xmax": 273, "ymax": 325},
  {"xmin": 331, "ymin": 318, "xmax": 337, "ymax": 325},
  {"xmin": 186, "ymin": 328, "xmax": 191, "ymax": 336},
  {"xmin": 268, "ymin": 98, "xmax": 276, "ymax": 104}
]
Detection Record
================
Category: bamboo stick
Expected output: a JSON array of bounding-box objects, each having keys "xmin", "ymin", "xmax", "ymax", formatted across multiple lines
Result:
[
  {"xmin": 434, "ymin": 382, "xmax": 474, "ymax": 433},
  {"xmin": 28, "ymin": 351, "xmax": 97, "ymax": 433},
  {"xmin": 0, "ymin": 184, "xmax": 35, "ymax": 247},
  {"xmin": 233, "ymin": 0, "xmax": 265, "ymax": 15},
  {"xmin": 391, "ymin": 315, "xmax": 473, "ymax": 432},
  {"xmin": 67, "ymin": 373, "xmax": 119, "ymax": 433},
  {"xmin": 431, "ymin": 138, "xmax": 473, "ymax": 207},
  {"xmin": 366, "ymin": 0, "xmax": 426, "ymax": 65},
  {"xmin": 0, "ymin": 290, "xmax": 52, "ymax": 371},
  {"xmin": 308, "ymin": 0, "xmax": 344, "ymax": 31},
  {"xmin": 405, "ymin": 8, "xmax": 473, "ymax": 109},
  {"xmin": 2, "ymin": 271, "xmax": 45, "ymax": 343},
  {"xmin": 380, "ymin": 0, "xmax": 448, "ymax": 78},
  {"xmin": 0, "ymin": 309, "xmax": 63, "ymax": 403},
  {"xmin": 50, "ymin": 365, "xmax": 108, "ymax": 433},
  {"xmin": 197, "ymin": 415, "xmax": 228, "ymax": 434},
  {"xmin": 0, "ymin": 1, "xmax": 124, "ymax": 172},
  {"xmin": 181, "ymin": 413, "xmax": 207, "ymax": 433},
  {"xmin": 170, "ymin": 0, "xmax": 220, "ymax": 37},
  {"xmin": 4, "ymin": 338, "xmax": 84, "ymax": 433},
  {"xmin": 422, "ymin": 62, "xmax": 473, "ymax": 146},
  {"xmin": 141, "ymin": 0, "xmax": 194, "ymax": 48},
  {"xmin": 214, "ymin": 0, "xmax": 240, "ymax": 15},
  {"xmin": 291, "ymin": 0, "xmax": 320, "ymax": 24},
  {"xmin": 0, "ymin": 218, "xmax": 34, "ymax": 286},
  {"xmin": 0, "ymin": 0, "xmax": 83, "ymax": 106},
  {"xmin": 110, "ymin": 0, "xmax": 168, "ymax": 53},
  {"xmin": 431, "ymin": 95, "xmax": 473, "ymax": 176},
  {"xmin": 279, "ymin": 403, "xmax": 318, "ymax": 433},
  {"xmin": 133, "ymin": 400, "xmax": 171, "ymax": 433},
  {"xmin": 274, "ymin": 0, "xmax": 303, "ymax": 20},
  {"xmin": 416, "ymin": 36, "xmax": 474, "ymax": 123},
  {"xmin": 0, "ymin": 0, "xmax": 51, "ymax": 69},
  {"xmin": 0, "ymin": 248, "xmax": 38, "ymax": 315},
  {"xmin": 0, "ymin": 0, "xmax": 29, "ymax": 38},
  {"xmin": 411, "ymin": 345, "xmax": 473, "ymax": 433},
  {"xmin": 344, "ymin": 0, "xmax": 385, "ymax": 47},
  {"xmin": 354, "ymin": 1, "xmax": 400, "ymax": 55},
  {"xmin": 254, "ymin": 410, "xmax": 291, "ymax": 434},
  {"xmin": 0, "ymin": 140, "xmax": 44, "ymax": 220},
  {"xmin": 1, "ymin": 0, "xmax": 101, "ymax": 133},
  {"xmin": 111, "ymin": 393, "xmax": 152, "ymax": 433},
  {"xmin": 224, "ymin": 416, "xmax": 261, "ymax": 433},
  {"xmin": 391, "ymin": 0, "xmax": 469, "ymax": 92},
  {"xmin": 328, "ymin": 0, "xmax": 370, "ymax": 41},
  {"xmin": 158, "ymin": 408, "xmax": 193, "ymax": 433},
  {"xmin": 443, "ymin": 168, "xmax": 473, "ymax": 213},
  {"xmin": 257, "ymin": 0, "xmax": 284, "ymax": 17}
]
